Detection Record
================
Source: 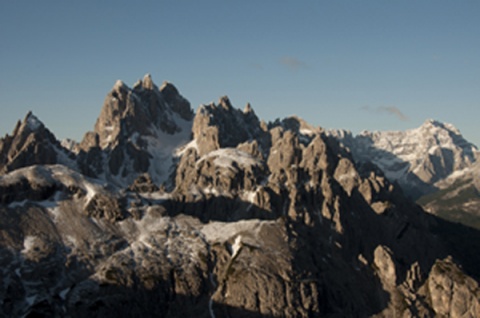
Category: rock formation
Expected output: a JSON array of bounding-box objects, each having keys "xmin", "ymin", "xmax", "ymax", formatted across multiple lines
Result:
[{"xmin": 0, "ymin": 76, "xmax": 479, "ymax": 317}]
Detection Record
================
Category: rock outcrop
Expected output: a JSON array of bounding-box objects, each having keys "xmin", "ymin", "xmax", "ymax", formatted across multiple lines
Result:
[
  {"xmin": 77, "ymin": 74, "xmax": 194, "ymax": 185},
  {"xmin": 0, "ymin": 112, "xmax": 74, "ymax": 175},
  {"xmin": 418, "ymin": 159, "xmax": 480, "ymax": 229},
  {"xmin": 192, "ymin": 96, "xmax": 268, "ymax": 157}
]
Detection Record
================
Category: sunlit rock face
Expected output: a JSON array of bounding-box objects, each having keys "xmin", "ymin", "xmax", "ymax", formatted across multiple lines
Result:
[{"xmin": 330, "ymin": 120, "xmax": 478, "ymax": 199}]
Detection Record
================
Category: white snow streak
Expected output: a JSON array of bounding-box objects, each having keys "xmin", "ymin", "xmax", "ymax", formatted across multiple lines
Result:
[
  {"xmin": 22, "ymin": 236, "xmax": 38, "ymax": 254},
  {"xmin": 231, "ymin": 235, "xmax": 243, "ymax": 258}
]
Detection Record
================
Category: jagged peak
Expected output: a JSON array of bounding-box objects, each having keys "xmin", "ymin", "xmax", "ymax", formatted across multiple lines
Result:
[
  {"xmin": 113, "ymin": 80, "xmax": 128, "ymax": 92},
  {"xmin": 133, "ymin": 79, "xmax": 142, "ymax": 90},
  {"xmin": 425, "ymin": 118, "xmax": 437, "ymax": 124},
  {"xmin": 160, "ymin": 81, "xmax": 180, "ymax": 97},
  {"xmin": 243, "ymin": 103, "xmax": 253, "ymax": 114},
  {"xmin": 160, "ymin": 80, "xmax": 173, "ymax": 90},
  {"xmin": 420, "ymin": 119, "xmax": 461, "ymax": 135},
  {"xmin": 328, "ymin": 128, "xmax": 353, "ymax": 139},
  {"xmin": 142, "ymin": 73, "xmax": 154, "ymax": 90},
  {"xmin": 196, "ymin": 97, "xmax": 256, "ymax": 120},
  {"xmin": 421, "ymin": 118, "xmax": 443, "ymax": 129},
  {"xmin": 23, "ymin": 111, "xmax": 44, "ymax": 131},
  {"xmin": 219, "ymin": 96, "xmax": 233, "ymax": 110}
]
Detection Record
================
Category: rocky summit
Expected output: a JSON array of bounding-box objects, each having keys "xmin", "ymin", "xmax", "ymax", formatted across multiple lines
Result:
[
  {"xmin": 0, "ymin": 75, "xmax": 479, "ymax": 317},
  {"xmin": 329, "ymin": 121, "xmax": 478, "ymax": 199},
  {"xmin": 329, "ymin": 121, "xmax": 480, "ymax": 231}
]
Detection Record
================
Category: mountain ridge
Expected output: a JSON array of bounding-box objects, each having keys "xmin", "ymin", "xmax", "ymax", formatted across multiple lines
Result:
[
  {"xmin": 329, "ymin": 119, "xmax": 478, "ymax": 198},
  {"xmin": 0, "ymin": 75, "xmax": 479, "ymax": 317}
]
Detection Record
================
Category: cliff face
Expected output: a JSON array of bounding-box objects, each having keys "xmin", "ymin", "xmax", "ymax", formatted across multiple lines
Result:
[
  {"xmin": 0, "ymin": 76, "xmax": 479, "ymax": 317},
  {"xmin": 0, "ymin": 112, "xmax": 76, "ymax": 175},
  {"xmin": 77, "ymin": 74, "xmax": 194, "ymax": 186}
]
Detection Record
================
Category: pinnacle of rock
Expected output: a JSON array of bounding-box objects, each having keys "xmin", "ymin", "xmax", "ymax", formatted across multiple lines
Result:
[
  {"xmin": 244, "ymin": 103, "xmax": 253, "ymax": 114},
  {"xmin": 113, "ymin": 80, "xmax": 127, "ymax": 92},
  {"xmin": 24, "ymin": 111, "xmax": 43, "ymax": 131},
  {"xmin": 142, "ymin": 73, "xmax": 154, "ymax": 90},
  {"xmin": 219, "ymin": 96, "xmax": 232, "ymax": 110}
]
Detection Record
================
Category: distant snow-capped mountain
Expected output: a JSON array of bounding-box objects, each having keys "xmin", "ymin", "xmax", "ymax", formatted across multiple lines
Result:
[{"xmin": 329, "ymin": 119, "xmax": 478, "ymax": 199}]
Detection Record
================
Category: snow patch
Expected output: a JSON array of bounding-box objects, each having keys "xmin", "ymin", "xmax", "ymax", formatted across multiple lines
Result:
[
  {"xmin": 54, "ymin": 146, "xmax": 78, "ymax": 169},
  {"xmin": 300, "ymin": 128, "xmax": 314, "ymax": 136},
  {"xmin": 22, "ymin": 236, "xmax": 38, "ymax": 254},
  {"xmin": 84, "ymin": 183, "xmax": 97, "ymax": 205},
  {"xmin": 26, "ymin": 113, "xmax": 42, "ymax": 130},
  {"xmin": 244, "ymin": 190, "xmax": 257, "ymax": 203},
  {"xmin": 203, "ymin": 187, "xmax": 219, "ymax": 196},
  {"xmin": 176, "ymin": 139, "xmax": 198, "ymax": 156},
  {"xmin": 199, "ymin": 148, "xmax": 261, "ymax": 169},
  {"xmin": 65, "ymin": 235, "xmax": 78, "ymax": 249},
  {"xmin": 8, "ymin": 200, "xmax": 28, "ymax": 208},
  {"xmin": 231, "ymin": 235, "xmax": 243, "ymax": 258},
  {"xmin": 138, "ymin": 191, "xmax": 171, "ymax": 201},
  {"xmin": 143, "ymin": 113, "xmax": 193, "ymax": 184},
  {"xmin": 201, "ymin": 219, "xmax": 268, "ymax": 244},
  {"xmin": 47, "ymin": 207, "xmax": 62, "ymax": 222}
]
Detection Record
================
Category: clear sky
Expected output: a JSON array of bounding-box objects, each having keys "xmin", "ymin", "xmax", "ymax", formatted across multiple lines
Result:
[{"xmin": 1, "ymin": 1, "xmax": 479, "ymax": 146}]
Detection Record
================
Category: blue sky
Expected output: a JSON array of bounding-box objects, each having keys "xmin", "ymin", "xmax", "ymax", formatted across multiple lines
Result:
[{"xmin": 1, "ymin": 1, "xmax": 479, "ymax": 146}]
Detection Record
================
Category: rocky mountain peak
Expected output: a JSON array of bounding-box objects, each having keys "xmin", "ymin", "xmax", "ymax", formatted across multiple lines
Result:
[
  {"xmin": 243, "ymin": 102, "xmax": 253, "ymax": 114},
  {"xmin": 113, "ymin": 79, "xmax": 127, "ymax": 92},
  {"xmin": 219, "ymin": 96, "xmax": 233, "ymax": 110},
  {"xmin": 192, "ymin": 97, "xmax": 266, "ymax": 156},
  {"xmin": 330, "ymin": 120, "xmax": 478, "ymax": 198},
  {"xmin": 142, "ymin": 73, "xmax": 155, "ymax": 90},
  {"xmin": 420, "ymin": 118, "xmax": 462, "ymax": 136},
  {"xmin": 159, "ymin": 80, "xmax": 175, "ymax": 92},
  {"xmin": 0, "ymin": 113, "xmax": 73, "ymax": 175},
  {"xmin": 23, "ymin": 111, "xmax": 44, "ymax": 132},
  {"xmin": 159, "ymin": 81, "xmax": 194, "ymax": 121},
  {"xmin": 130, "ymin": 73, "xmax": 158, "ymax": 91},
  {"xmin": 422, "ymin": 118, "xmax": 441, "ymax": 127},
  {"xmin": 11, "ymin": 112, "xmax": 50, "ymax": 141},
  {"xmin": 87, "ymin": 74, "xmax": 193, "ymax": 150},
  {"xmin": 77, "ymin": 74, "xmax": 194, "ymax": 185}
]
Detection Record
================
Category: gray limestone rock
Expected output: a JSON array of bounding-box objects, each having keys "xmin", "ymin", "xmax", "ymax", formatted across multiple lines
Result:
[
  {"xmin": 77, "ymin": 75, "xmax": 193, "ymax": 183},
  {"xmin": 192, "ymin": 97, "xmax": 268, "ymax": 157},
  {"xmin": 0, "ymin": 77, "xmax": 479, "ymax": 317},
  {"xmin": 426, "ymin": 259, "xmax": 480, "ymax": 318},
  {"xmin": 0, "ymin": 113, "xmax": 74, "ymax": 175}
]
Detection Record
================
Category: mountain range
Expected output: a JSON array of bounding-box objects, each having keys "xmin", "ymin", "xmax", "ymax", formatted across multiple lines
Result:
[
  {"xmin": 329, "ymin": 120, "xmax": 480, "ymax": 230},
  {"xmin": 0, "ymin": 74, "xmax": 479, "ymax": 317}
]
